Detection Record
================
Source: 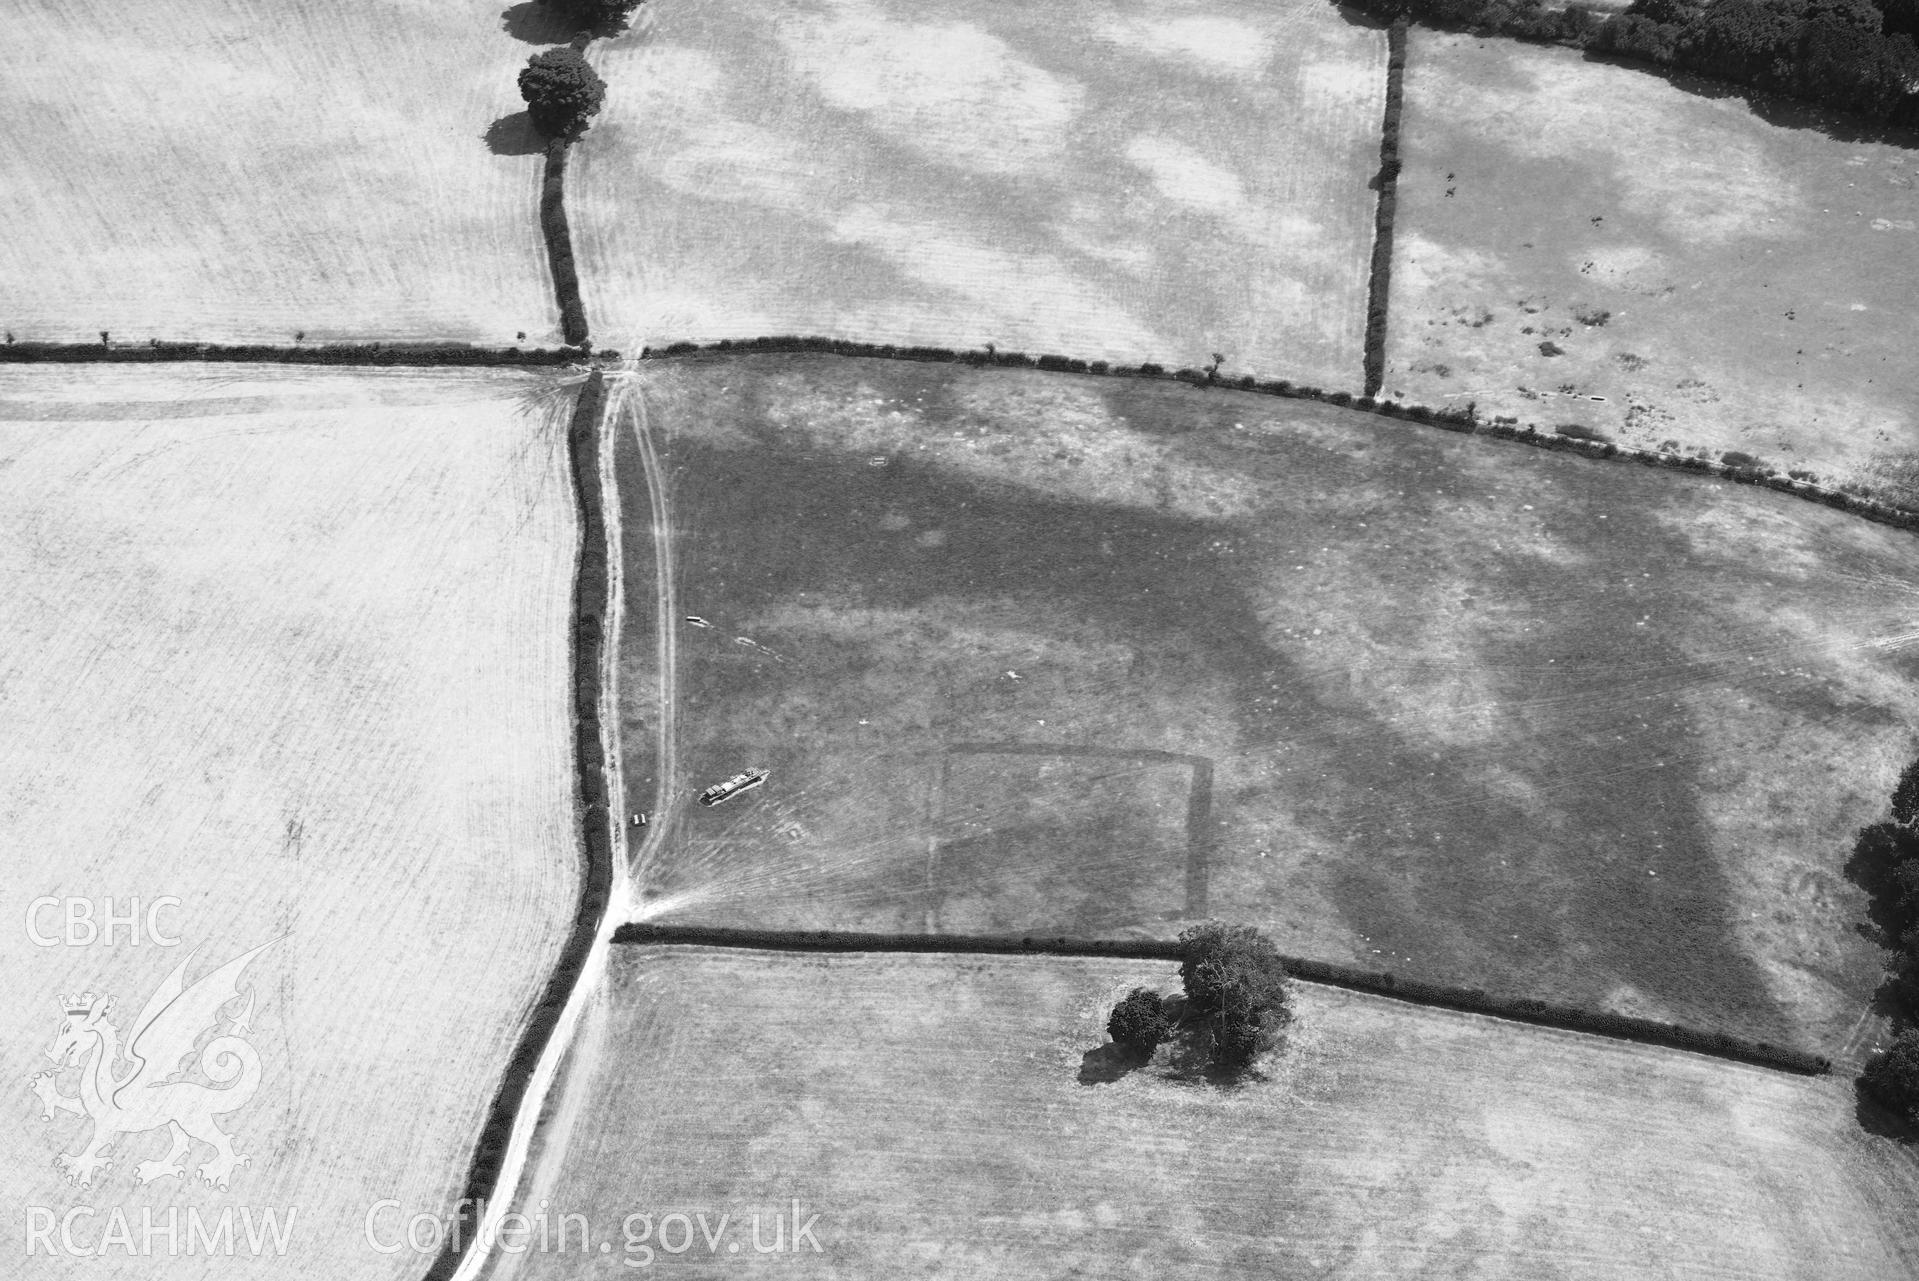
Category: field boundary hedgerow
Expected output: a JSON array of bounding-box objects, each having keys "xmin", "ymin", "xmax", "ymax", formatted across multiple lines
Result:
[
  {"xmin": 5, "ymin": 334, "xmax": 1912, "ymax": 535},
  {"xmin": 534, "ymin": 28, "xmax": 605, "ymax": 348},
  {"xmin": 1363, "ymin": 17, "xmax": 1410, "ymax": 399},
  {"xmin": 541, "ymin": 137, "xmax": 590, "ymax": 348},
  {"xmin": 422, "ymin": 370, "xmax": 616, "ymax": 1281},
  {"xmin": 613, "ymin": 923, "xmax": 1831, "ymax": 1075},
  {"xmin": 0, "ymin": 341, "xmax": 596, "ymax": 365},
  {"xmin": 637, "ymin": 337, "xmax": 1919, "ymax": 533}
]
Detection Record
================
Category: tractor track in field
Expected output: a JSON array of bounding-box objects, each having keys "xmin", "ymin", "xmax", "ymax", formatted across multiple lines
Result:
[{"xmin": 619, "ymin": 365, "xmax": 683, "ymax": 885}]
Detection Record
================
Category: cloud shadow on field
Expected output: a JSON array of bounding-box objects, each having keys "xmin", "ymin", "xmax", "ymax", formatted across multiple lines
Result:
[
  {"xmin": 500, "ymin": 2, "xmax": 578, "ymax": 44},
  {"xmin": 484, "ymin": 111, "xmax": 546, "ymax": 157},
  {"xmin": 585, "ymin": 0, "xmax": 1384, "ymax": 382},
  {"xmin": 637, "ymin": 358, "xmax": 1793, "ymax": 1039}
]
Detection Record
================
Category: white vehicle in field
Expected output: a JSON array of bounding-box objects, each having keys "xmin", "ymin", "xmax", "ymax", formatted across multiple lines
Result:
[{"xmin": 698, "ymin": 768, "xmax": 769, "ymax": 807}]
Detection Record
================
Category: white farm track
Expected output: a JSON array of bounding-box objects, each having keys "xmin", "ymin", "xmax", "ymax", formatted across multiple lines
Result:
[{"xmin": 452, "ymin": 360, "xmax": 678, "ymax": 1281}]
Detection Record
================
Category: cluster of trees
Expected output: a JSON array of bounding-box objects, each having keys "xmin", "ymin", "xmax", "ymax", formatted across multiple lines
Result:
[
  {"xmin": 1603, "ymin": 0, "xmax": 1919, "ymax": 121},
  {"xmin": 1859, "ymin": 757, "xmax": 1919, "ymax": 1123},
  {"xmin": 1106, "ymin": 922, "xmax": 1294, "ymax": 1073},
  {"xmin": 1352, "ymin": 0, "xmax": 1919, "ymax": 125}
]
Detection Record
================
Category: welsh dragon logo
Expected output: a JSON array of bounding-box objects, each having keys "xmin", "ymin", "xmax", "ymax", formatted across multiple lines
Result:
[{"xmin": 29, "ymin": 940, "xmax": 274, "ymax": 1191}]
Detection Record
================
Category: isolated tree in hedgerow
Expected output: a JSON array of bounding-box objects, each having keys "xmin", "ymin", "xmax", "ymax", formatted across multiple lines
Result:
[
  {"xmin": 1107, "ymin": 988, "xmax": 1169, "ymax": 1058},
  {"xmin": 519, "ymin": 47, "xmax": 607, "ymax": 139},
  {"xmin": 1179, "ymin": 921, "xmax": 1293, "ymax": 1070},
  {"xmin": 1862, "ymin": 1028, "xmax": 1919, "ymax": 1124}
]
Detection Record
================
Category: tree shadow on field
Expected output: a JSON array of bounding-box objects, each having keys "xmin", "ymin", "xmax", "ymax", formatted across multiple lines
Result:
[
  {"xmin": 484, "ymin": 111, "xmax": 547, "ymax": 157},
  {"xmin": 1077, "ymin": 1042, "xmax": 1147, "ymax": 1085},
  {"xmin": 501, "ymin": 2, "xmax": 577, "ymax": 44}
]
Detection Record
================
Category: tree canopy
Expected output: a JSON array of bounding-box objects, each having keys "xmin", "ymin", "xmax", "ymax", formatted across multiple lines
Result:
[
  {"xmin": 1106, "ymin": 988, "xmax": 1170, "ymax": 1057},
  {"xmin": 1864, "ymin": 1028, "xmax": 1919, "ymax": 1123},
  {"xmin": 1179, "ymin": 921, "xmax": 1293, "ymax": 1070},
  {"xmin": 518, "ymin": 47, "xmax": 607, "ymax": 139}
]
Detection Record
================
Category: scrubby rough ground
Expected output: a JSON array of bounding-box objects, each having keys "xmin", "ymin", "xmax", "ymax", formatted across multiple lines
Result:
[
  {"xmin": 1387, "ymin": 33, "xmax": 1919, "ymax": 504},
  {"xmin": 0, "ymin": 366, "xmax": 582, "ymax": 1279},
  {"xmin": 498, "ymin": 947, "xmax": 1919, "ymax": 1280},
  {"xmin": 573, "ymin": 0, "xmax": 1384, "ymax": 388},
  {"xmin": 0, "ymin": 0, "xmax": 559, "ymax": 344},
  {"xmin": 621, "ymin": 353, "xmax": 1919, "ymax": 1054}
]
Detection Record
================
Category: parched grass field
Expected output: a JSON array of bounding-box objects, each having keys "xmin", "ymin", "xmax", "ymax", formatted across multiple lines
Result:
[
  {"xmin": 501, "ymin": 947, "xmax": 1919, "ymax": 1279},
  {"xmin": 1387, "ymin": 33, "xmax": 1919, "ymax": 503},
  {"xmin": 620, "ymin": 352, "xmax": 1919, "ymax": 1052},
  {"xmin": 574, "ymin": 0, "xmax": 1385, "ymax": 388},
  {"xmin": 0, "ymin": 1, "xmax": 559, "ymax": 344},
  {"xmin": 0, "ymin": 366, "xmax": 582, "ymax": 1277}
]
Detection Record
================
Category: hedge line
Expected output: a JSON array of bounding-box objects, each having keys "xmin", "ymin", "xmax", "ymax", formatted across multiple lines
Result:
[
  {"xmin": 1364, "ymin": 18, "xmax": 1410, "ymax": 400},
  {"xmin": 423, "ymin": 371, "xmax": 615, "ymax": 1281},
  {"xmin": 639, "ymin": 335, "xmax": 1384, "ymax": 399},
  {"xmin": 614, "ymin": 923, "xmax": 1830, "ymax": 1074},
  {"xmin": 541, "ymin": 138, "xmax": 590, "ymax": 349},
  {"xmin": 0, "ymin": 341, "xmax": 589, "ymax": 365},
  {"xmin": 636, "ymin": 335, "xmax": 1919, "ymax": 532}
]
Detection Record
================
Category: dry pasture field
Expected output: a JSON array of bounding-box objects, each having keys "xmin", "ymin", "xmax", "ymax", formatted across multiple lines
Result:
[
  {"xmin": 1387, "ymin": 33, "xmax": 1919, "ymax": 502},
  {"xmin": 573, "ymin": 0, "xmax": 1385, "ymax": 388},
  {"xmin": 0, "ymin": 366, "xmax": 583, "ymax": 1277},
  {"xmin": 0, "ymin": 0, "xmax": 559, "ymax": 344},
  {"xmin": 619, "ymin": 352, "xmax": 1919, "ymax": 1053},
  {"xmin": 500, "ymin": 946, "xmax": 1919, "ymax": 1279}
]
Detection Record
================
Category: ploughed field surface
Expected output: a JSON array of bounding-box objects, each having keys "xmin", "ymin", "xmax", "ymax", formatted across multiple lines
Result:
[
  {"xmin": 0, "ymin": 366, "xmax": 583, "ymax": 1280},
  {"xmin": 617, "ymin": 352, "xmax": 1919, "ymax": 1055},
  {"xmin": 498, "ymin": 947, "xmax": 1919, "ymax": 1280},
  {"xmin": 574, "ymin": 0, "xmax": 1385, "ymax": 388},
  {"xmin": 0, "ymin": 0, "xmax": 559, "ymax": 344},
  {"xmin": 1387, "ymin": 32, "xmax": 1919, "ymax": 505}
]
